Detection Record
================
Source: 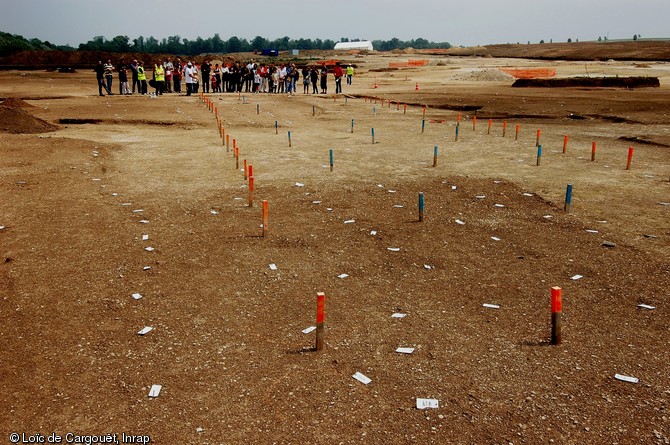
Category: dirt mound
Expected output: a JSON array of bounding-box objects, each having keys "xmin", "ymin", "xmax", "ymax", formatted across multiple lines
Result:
[
  {"xmin": 0, "ymin": 97, "xmax": 35, "ymax": 108},
  {"xmin": 449, "ymin": 69, "xmax": 514, "ymax": 82},
  {"xmin": 0, "ymin": 105, "xmax": 58, "ymax": 134}
]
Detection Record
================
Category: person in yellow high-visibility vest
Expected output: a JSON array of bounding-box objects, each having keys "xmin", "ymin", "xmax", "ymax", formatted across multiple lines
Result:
[
  {"xmin": 153, "ymin": 62, "xmax": 165, "ymax": 95},
  {"xmin": 346, "ymin": 64, "xmax": 354, "ymax": 85},
  {"xmin": 137, "ymin": 61, "xmax": 147, "ymax": 95}
]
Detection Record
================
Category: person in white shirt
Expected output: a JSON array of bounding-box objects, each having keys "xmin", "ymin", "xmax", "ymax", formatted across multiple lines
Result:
[{"xmin": 183, "ymin": 62, "xmax": 194, "ymax": 96}]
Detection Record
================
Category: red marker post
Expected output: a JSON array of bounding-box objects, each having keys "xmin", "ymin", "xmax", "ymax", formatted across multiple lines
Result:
[
  {"xmin": 502, "ymin": 121, "xmax": 507, "ymax": 138},
  {"xmin": 591, "ymin": 141, "xmax": 597, "ymax": 162},
  {"xmin": 626, "ymin": 146, "xmax": 634, "ymax": 170},
  {"xmin": 248, "ymin": 176, "xmax": 254, "ymax": 207},
  {"xmin": 562, "ymin": 135, "xmax": 568, "ymax": 153},
  {"xmin": 487, "ymin": 119, "xmax": 492, "ymax": 135},
  {"xmin": 536, "ymin": 129, "xmax": 541, "ymax": 147},
  {"xmin": 551, "ymin": 287, "xmax": 562, "ymax": 345},
  {"xmin": 316, "ymin": 292, "xmax": 326, "ymax": 351},
  {"xmin": 515, "ymin": 124, "xmax": 520, "ymax": 141}
]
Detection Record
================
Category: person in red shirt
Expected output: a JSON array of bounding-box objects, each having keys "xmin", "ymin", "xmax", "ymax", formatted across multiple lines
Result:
[{"xmin": 334, "ymin": 62, "xmax": 344, "ymax": 94}]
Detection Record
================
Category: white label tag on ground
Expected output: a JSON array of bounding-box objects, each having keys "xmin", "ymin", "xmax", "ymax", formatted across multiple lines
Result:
[
  {"xmin": 585, "ymin": 229, "xmax": 599, "ymax": 233},
  {"xmin": 475, "ymin": 195, "xmax": 486, "ymax": 199},
  {"xmin": 387, "ymin": 247, "xmax": 400, "ymax": 252},
  {"xmin": 614, "ymin": 374, "xmax": 639, "ymax": 384},
  {"xmin": 394, "ymin": 205, "xmax": 404, "ymax": 208},
  {"xmin": 543, "ymin": 215, "xmax": 553, "ymax": 219},
  {"xmin": 0, "ymin": 226, "xmax": 5, "ymax": 230},
  {"xmin": 338, "ymin": 273, "xmax": 349, "ymax": 279},
  {"xmin": 210, "ymin": 209, "xmax": 219, "ymax": 215},
  {"xmin": 491, "ymin": 236, "xmax": 501, "ymax": 241},
  {"xmin": 523, "ymin": 193, "xmax": 534, "ymax": 197},
  {"xmin": 137, "ymin": 326, "xmax": 153, "ymax": 335},
  {"xmin": 133, "ymin": 209, "xmax": 144, "ymax": 213},
  {"xmin": 352, "ymin": 372, "xmax": 372, "ymax": 385},
  {"xmin": 388, "ymin": 190, "xmax": 396, "ymax": 193},
  {"xmin": 344, "ymin": 220, "xmax": 355, "ymax": 224},
  {"xmin": 121, "ymin": 203, "xmax": 131, "ymax": 206},
  {"xmin": 269, "ymin": 263, "xmax": 278, "ymax": 270},
  {"xmin": 143, "ymin": 266, "xmax": 151, "ymax": 271},
  {"xmin": 451, "ymin": 186, "xmax": 457, "ymax": 190},
  {"xmin": 416, "ymin": 398, "xmax": 439, "ymax": 409},
  {"xmin": 302, "ymin": 326, "xmax": 316, "ymax": 334},
  {"xmin": 396, "ymin": 347, "xmax": 415, "ymax": 354},
  {"xmin": 455, "ymin": 219, "xmax": 465, "ymax": 225},
  {"xmin": 132, "ymin": 293, "xmax": 143, "ymax": 300},
  {"xmin": 312, "ymin": 201, "xmax": 321, "ymax": 204},
  {"xmin": 424, "ymin": 264, "xmax": 432, "ymax": 270},
  {"xmin": 148, "ymin": 384, "xmax": 162, "ymax": 397},
  {"xmin": 483, "ymin": 303, "xmax": 500, "ymax": 309},
  {"xmin": 139, "ymin": 220, "xmax": 149, "ymax": 224},
  {"xmin": 391, "ymin": 313, "xmax": 407, "ymax": 318},
  {"xmin": 370, "ymin": 230, "xmax": 378, "ymax": 236},
  {"xmin": 494, "ymin": 204, "xmax": 505, "ymax": 208},
  {"xmin": 142, "ymin": 234, "xmax": 149, "ymax": 241},
  {"xmin": 144, "ymin": 247, "xmax": 155, "ymax": 251},
  {"xmin": 637, "ymin": 304, "xmax": 656, "ymax": 310},
  {"xmin": 571, "ymin": 274, "xmax": 583, "ymax": 280},
  {"xmin": 295, "ymin": 182, "xmax": 304, "ymax": 187}
]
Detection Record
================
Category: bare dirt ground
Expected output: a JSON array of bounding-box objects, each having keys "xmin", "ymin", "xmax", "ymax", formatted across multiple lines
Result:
[{"xmin": 1, "ymin": 53, "xmax": 669, "ymax": 445}]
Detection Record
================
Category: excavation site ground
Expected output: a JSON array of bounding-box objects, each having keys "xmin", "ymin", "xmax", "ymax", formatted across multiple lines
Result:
[{"xmin": 1, "ymin": 52, "xmax": 669, "ymax": 444}]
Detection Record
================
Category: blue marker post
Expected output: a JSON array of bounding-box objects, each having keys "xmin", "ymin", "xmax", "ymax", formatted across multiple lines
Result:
[
  {"xmin": 371, "ymin": 128, "xmax": 375, "ymax": 144},
  {"xmin": 275, "ymin": 120, "xmax": 278, "ymax": 134},
  {"xmin": 455, "ymin": 123, "xmax": 459, "ymax": 142},
  {"xmin": 564, "ymin": 184, "xmax": 573, "ymax": 213},
  {"xmin": 351, "ymin": 118, "xmax": 354, "ymax": 134},
  {"xmin": 536, "ymin": 144, "xmax": 542, "ymax": 166},
  {"xmin": 288, "ymin": 131, "xmax": 292, "ymax": 147},
  {"xmin": 421, "ymin": 119, "xmax": 425, "ymax": 134},
  {"xmin": 418, "ymin": 192, "xmax": 425, "ymax": 222},
  {"xmin": 329, "ymin": 149, "xmax": 334, "ymax": 172},
  {"xmin": 433, "ymin": 146, "xmax": 438, "ymax": 167}
]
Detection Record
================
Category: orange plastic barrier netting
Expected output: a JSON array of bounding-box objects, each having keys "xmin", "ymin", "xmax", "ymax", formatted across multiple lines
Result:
[{"xmin": 500, "ymin": 68, "xmax": 556, "ymax": 79}]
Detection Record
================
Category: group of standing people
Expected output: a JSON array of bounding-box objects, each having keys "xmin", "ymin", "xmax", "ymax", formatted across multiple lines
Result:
[{"xmin": 96, "ymin": 58, "xmax": 355, "ymax": 97}]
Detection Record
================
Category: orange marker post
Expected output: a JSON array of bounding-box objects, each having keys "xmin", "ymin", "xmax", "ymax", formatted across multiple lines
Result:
[
  {"xmin": 248, "ymin": 176, "xmax": 254, "ymax": 207},
  {"xmin": 551, "ymin": 287, "xmax": 562, "ymax": 345},
  {"xmin": 316, "ymin": 292, "xmax": 326, "ymax": 351},
  {"xmin": 235, "ymin": 147, "xmax": 239, "ymax": 170},
  {"xmin": 403, "ymin": 103, "xmax": 407, "ymax": 115},
  {"xmin": 422, "ymin": 107, "xmax": 426, "ymax": 119},
  {"xmin": 536, "ymin": 129, "xmax": 541, "ymax": 147},
  {"xmin": 591, "ymin": 141, "xmax": 596, "ymax": 162},
  {"xmin": 488, "ymin": 119, "xmax": 492, "ymax": 135},
  {"xmin": 473, "ymin": 116, "xmax": 477, "ymax": 131},
  {"xmin": 457, "ymin": 112, "xmax": 461, "ymax": 123},
  {"xmin": 515, "ymin": 124, "xmax": 520, "ymax": 141},
  {"xmin": 244, "ymin": 159, "xmax": 248, "ymax": 180},
  {"xmin": 562, "ymin": 135, "xmax": 568, "ymax": 153},
  {"xmin": 226, "ymin": 134, "xmax": 230, "ymax": 153},
  {"xmin": 626, "ymin": 146, "xmax": 634, "ymax": 170},
  {"xmin": 502, "ymin": 121, "xmax": 507, "ymax": 138},
  {"xmin": 248, "ymin": 165, "xmax": 253, "ymax": 178}
]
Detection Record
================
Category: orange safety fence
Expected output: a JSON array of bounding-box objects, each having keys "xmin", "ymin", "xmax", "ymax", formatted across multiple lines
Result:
[
  {"xmin": 408, "ymin": 60, "xmax": 429, "ymax": 66},
  {"xmin": 499, "ymin": 67, "xmax": 556, "ymax": 79}
]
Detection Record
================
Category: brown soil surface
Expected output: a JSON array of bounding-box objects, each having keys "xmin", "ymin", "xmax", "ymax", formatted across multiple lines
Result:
[{"xmin": 1, "ymin": 52, "xmax": 669, "ymax": 445}]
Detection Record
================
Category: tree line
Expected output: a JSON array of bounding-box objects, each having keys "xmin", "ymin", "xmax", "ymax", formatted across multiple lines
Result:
[{"xmin": 1, "ymin": 31, "xmax": 450, "ymax": 56}]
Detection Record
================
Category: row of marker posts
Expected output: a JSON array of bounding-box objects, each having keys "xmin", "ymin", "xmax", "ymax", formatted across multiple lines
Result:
[
  {"xmin": 201, "ymin": 93, "xmax": 269, "ymax": 238},
  {"xmin": 212, "ymin": 93, "xmax": 574, "ymax": 351}
]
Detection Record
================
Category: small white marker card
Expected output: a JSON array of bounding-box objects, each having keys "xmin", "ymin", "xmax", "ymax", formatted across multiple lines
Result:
[
  {"xmin": 455, "ymin": 219, "xmax": 465, "ymax": 225},
  {"xmin": 494, "ymin": 204, "xmax": 505, "ymax": 208},
  {"xmin": 416, "ymin": 398, "xmax": 439, "ymax": 409},
  {"xmin": 491, "ymin": 236, "xmax": 501, "ymax": 241},
  {"xmin": 269, "ymin": 263, "xmax": 278, "ymax": 270},
  {"xmin": 144, "ymin": 247, "xmax": 155, "ymax": 252},
  {"xmin": 131, "ymin": 293, "xmax": 143, "ymax": 300},
  {"xmin": 133, "ymin": 209, "xmax": 144, "ymax": 213},
  {"xmin": 614, "ymin": 374, "xmax": 639, "ymax": 384},
  {"xmin": 338, "ymin": 273, "xmax": 349, "ymax": 279},
  {"xmin": 142, "ymin": 234, "xmax": 149, "ymax": 241},
  {"xmin": 137, "ymin": 326, "xmax": 153, "ymax": 335},
  {"xmin": 387, "ymin": 247, "xmax": 400, "ymax": 252},
  {"xmin": 148, "ymin": 384, "xmax": 162, "ymax": 397},
  {"xmin": 637, "ymin": 304, "xmax": 656, "ymax": 310},
  {"xmin": 139, "ymin": 220, "xmax": 149, "ymax": 224},
  {"xmin": 395, "ymin": 347, "xmax": 415, "ymax": 354},
  {"xmin": 391, "ymin": 313, "xmax": 407, "ymax": 318},
  {"xmin": 295, "ymin": 182, "xmax": 305, "ymax": 187},
  {"xmin": 352, "ymin": 372, "xmax": 372, "ymax": 385},
  {"xmin": 302, "ymin": 326, "xmax": 316, "ymax": 334},
  {"xmin": 370, "ymin": 230, "xmax": 378, "ymax": 236},
  {"xmin": 522, "ymin": 193, "xmax": 534, "ymax": 197},
  {"xmin": 344, "ymin": 220, "xmax": 355, "ymax": 224},
  {"xmin": 483, "ymin": 304, "xmax": 500, "ymax": 309},
  {"xmin": 143, "ymin": 266, "xmax": 151, "ymax": 271},
  {"xmin": 570, "ymin": 275, "xmax": 583, "ymax": 280},
  {"xmin": 475, "ymin": 195, "xmax": 486, "ymax": 199}
]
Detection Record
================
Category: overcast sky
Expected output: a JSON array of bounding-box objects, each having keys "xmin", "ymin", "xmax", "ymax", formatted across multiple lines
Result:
[{"xmin": 2, "ymin": 0, "xmax": 668, "ymax": 47}]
